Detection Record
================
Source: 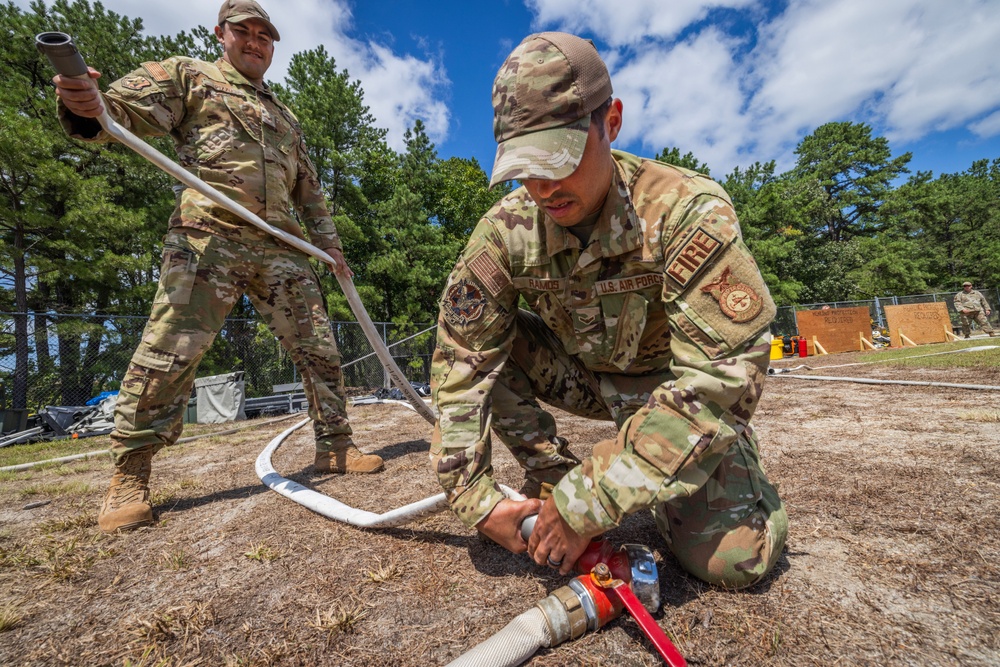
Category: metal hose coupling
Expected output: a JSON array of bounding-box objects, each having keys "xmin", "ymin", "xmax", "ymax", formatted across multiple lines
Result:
[
  {"xmin": 533, "ymin": 541, "xmax": 660, "ymax": 643},
  {"xmin": 519, "ymin": 514, "xmax": 660, "ymax": 613},
  {"xmin": 520, "ymin": 514, "xmax": 686, "ymax": 666}
]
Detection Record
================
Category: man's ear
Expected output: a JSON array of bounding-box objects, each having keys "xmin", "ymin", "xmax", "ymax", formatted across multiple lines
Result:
[
  {"xmin": 606, "ymin": 99, "xmax": 623, "ymax": 143},
  {"xmin": 214, "ymin": 24, "xmax": 225, "ymax": 43}
]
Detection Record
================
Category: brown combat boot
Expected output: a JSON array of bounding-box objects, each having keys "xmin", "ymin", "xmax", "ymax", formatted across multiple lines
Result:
[
  {"xmin": 314, "ymin": 443, "xmax": 384, "ymax": 474},
  {"xmin": 98, "ymin": 449, "xmax": 154, "ymax": 534}
]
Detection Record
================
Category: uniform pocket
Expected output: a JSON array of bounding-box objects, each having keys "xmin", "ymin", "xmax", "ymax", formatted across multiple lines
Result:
[
  {"xmin": 224, "ymin": 95, "xmax": 262, "ymax": 142},
  {"xmin": 608, "ymin": 292, "xmax": 649, "ymax": 370},
  {"xmin": 153, "ymin": 235, "xmax": 200, "ymax": 305}
]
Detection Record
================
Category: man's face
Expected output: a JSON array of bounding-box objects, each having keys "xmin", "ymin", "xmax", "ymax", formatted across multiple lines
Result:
[
  {"xmin": 522, "ymin": 100, "xmax": 623, "ymax": 228},
  {"xmin": 215, "ymin": 19, "xmax": 274, "ymax": 83},
  {"xmin": 965, "ymin": 285, "xmax": 973, "ymax": 292}
]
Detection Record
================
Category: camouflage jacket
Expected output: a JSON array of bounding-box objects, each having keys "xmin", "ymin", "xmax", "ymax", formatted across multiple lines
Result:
[
  {"xmin": 954, "ymin": 289, "xmax": 990, "ymax": 313},
  {"xmin": 431, "ymin": 151, "xmax": 776, "ymax": 532},
  {"xmin": 58, "ymin": 57, "xmax": 340, "ymax": 251}
]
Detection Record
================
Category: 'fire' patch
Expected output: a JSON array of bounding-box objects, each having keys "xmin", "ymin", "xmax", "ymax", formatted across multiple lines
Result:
[{"xmin": 666, "ymin": 227, "xmax": 723, "ymax": 287}]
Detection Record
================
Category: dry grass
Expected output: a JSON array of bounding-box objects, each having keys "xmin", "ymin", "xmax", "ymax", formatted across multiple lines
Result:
[
  {"xmin": 365, "ymin": 556, "xmax": 403, "ymax": 583},
  {"xmin": 1, "ymin": 351, "xmax": 999, "ymax": 666},
  {"xmin": 243, "ymin": 541, "xmax": 283, "ymax": 563},
  {"xmin": 0, "ymin": 601, "xmax": 23, "ymax": 633},
  {"xmin": 307, "ymin": 599, "xmax": 368, "ymax": 640}
]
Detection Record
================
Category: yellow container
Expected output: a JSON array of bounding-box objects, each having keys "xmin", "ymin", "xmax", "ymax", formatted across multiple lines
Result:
[{"xmin": 770, "ymin": 337, "xmax": 784, "ymax": 360}]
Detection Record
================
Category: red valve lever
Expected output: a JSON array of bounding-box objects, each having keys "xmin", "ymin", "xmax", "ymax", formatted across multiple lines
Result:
[{"xmin": 591, "ymin": 564, "xmax": 687, "ymax": 667}]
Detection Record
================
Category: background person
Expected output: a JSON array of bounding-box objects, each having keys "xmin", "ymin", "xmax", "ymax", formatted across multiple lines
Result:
[
  {"xmin": 53, "ymin": 0, "xmax": 383, "ymax": 535},
  {"xmin": 430, "ymin": 32, "xmax": 787, "ymax": 588},
  {"xmin": 954, "ymin": 281, "xmax": 995, "ymax": 339}
]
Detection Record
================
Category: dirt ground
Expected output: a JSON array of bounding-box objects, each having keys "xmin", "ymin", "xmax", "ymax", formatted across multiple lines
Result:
[{"xmin": 1, "ymin": 344, "xmax": 999, "ymax": 666}]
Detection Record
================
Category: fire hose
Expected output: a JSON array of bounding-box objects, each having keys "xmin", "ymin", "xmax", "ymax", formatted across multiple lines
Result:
[{"xmin": 34, "ymin": 32, "xmax": 435, "ymax": 425}]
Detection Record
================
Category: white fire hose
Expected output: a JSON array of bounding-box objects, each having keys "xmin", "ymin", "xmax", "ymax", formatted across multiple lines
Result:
[{"xmin": 35, "ymin": 32, "xmax": 435, "ymax": 425}]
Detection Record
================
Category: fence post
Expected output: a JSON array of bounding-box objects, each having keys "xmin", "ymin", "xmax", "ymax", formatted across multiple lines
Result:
[{"xmin": 382, "ymin": 322, "xmax": 390, "ymax": 390}]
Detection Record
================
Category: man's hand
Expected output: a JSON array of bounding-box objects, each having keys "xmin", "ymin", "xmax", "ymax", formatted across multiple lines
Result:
[
  {"xmin": 52, "ymin": 68, "xmax": 104, "ymax": 118},
  {"xmin": 476, "ymin": 497, "xmax": 543, "ymax": 554},
  {"xmin": 527, "ymin": 496, "xmax": 597, "ymax": 575},
  {"xmin": 321, "ymin": 247, "xmax": 354, "ymax": 279}
]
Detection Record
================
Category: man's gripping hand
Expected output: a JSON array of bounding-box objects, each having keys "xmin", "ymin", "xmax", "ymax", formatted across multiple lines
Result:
[
  {"xmin": 527, "ymin": 496, "xmax": 598, "ymax": 576},
  {"xmin": 321, "ymin": 247, "xmax": 354, "ymax": 279},
  {"xmin": 476, "ymin": 497, "xmax": 543, "ymax": 554},
  {"xmin": 53, "ymin": 67, "xmax": 104, "ymax": 118}
]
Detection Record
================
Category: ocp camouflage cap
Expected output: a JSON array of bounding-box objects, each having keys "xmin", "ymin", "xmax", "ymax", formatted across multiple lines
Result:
[
  {"xmin": 218, "ymin": 0, "xmax": 280, "ymax": 41},
  {"xmin": 963, "ymin": 281, "xmax": 973, "ymax": 286},
  {"xmin": 489, "ymin": 32, "xmax": 612, "ymax": 187}
]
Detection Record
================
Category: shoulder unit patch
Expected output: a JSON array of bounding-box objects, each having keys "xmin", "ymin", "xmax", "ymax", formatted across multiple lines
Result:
[
  {"xmin": 121, "ymin": 76, "xmax": 153, "ymax": 92},
  {"xmin": 443, "ymin": 278, "xmax": 488, "ymax": 327},
  {"xmin": 700, "ymin": 266, "xmax": 764, "ymax": 323}
]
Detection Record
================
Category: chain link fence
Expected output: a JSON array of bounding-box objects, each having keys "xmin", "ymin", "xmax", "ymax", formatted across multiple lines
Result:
[
  {"xmin": 771, "ymin": 288, "xmax": 1000, "ymax": 336},
  {"xmin": 0, "ymin": 312, "xmax": 436, "ymax": 425}
]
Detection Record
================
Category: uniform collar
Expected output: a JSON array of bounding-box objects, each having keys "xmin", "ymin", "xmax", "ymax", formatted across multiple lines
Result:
[
  {"xmin": 216, "ymin": 58, "xmax": 273, "ymax": 96},
  {"xmin": 542, "ymin": 152, "xmax": 643, "ymax": 261}
]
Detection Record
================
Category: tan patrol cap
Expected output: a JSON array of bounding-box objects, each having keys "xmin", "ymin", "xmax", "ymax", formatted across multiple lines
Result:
[
  {"xmin": 963, "ymin": 281, "xmax": 973, "ymax": 286},
  {"xmin": 218, "ymin": 0, "xmax": 280, "ymax": 41},
  {"xmin": 490, "ymin": 32, "xmax": 612, "ymax": 187}
]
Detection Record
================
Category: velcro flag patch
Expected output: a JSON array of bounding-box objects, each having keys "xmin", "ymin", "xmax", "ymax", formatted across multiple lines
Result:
[
  {"xmin": 142, "ymin": 62, "xmax": 171, "ymax": 82},
  {"xmin": 468, "ymin": 251, "xmax": 510, "ymax": 297}
]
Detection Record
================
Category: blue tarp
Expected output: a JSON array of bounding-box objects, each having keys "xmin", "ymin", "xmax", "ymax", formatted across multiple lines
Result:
[{"xmin": 86, "ymin": 390, "xmax": 118, "ymax": 406}]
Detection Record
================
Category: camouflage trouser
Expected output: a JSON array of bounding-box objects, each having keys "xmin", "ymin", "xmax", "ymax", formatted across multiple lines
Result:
[
  {"xmin": 110, "ymin": 230, "xmax": 351, "ymax": 464},
  {"xmin": 959, "ymin": 309, "xmax": 993, "ymax": 336},
  {"xmin": 493, "ymin": 310, "xmax": 787, "ymax": 588}
]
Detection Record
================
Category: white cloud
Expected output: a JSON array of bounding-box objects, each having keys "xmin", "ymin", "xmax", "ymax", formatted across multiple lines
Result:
[
  {"xmin": 611, "ymin": 28, "xmax": 753, "ymax": 172},
  {"xmin": 970, "ymin": 111, "xmax": 1000, "ymax": 139},
  {"xmin": 15, "ymin": 0, "xmax": 449, "ymax": 151},
  {"xmin": 526, "ymin": 0, "xmax": 753, "ymax": 47},
  {"xmin": 528, "ymin": 0, "xmax": 1000, "ymax": 174},
  {"xmin": 749, "ymin": 0, "xmax": 1000, "ymax": 150}
]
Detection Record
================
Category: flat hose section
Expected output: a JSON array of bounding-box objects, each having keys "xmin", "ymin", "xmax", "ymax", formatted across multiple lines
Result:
[{"xmin": 444, "ymin": 607, "xmax": 551, "ymax": 667}]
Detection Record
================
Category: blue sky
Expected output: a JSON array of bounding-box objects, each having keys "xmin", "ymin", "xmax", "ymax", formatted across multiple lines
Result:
[{"xmin": 22, "ymin": 0, "xmax": 1000, "ymax": 181}]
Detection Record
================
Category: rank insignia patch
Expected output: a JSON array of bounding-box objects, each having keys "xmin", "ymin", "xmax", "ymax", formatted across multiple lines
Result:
[
  {"xmin": 121, "ymin": 76, "xmax": 153, "ymax": 91},
  {"xmin": 700, "ymin": 266, "xmax": 764, "ymax": 323},
  {"xmin": 444, "ymin": 279, "xmax": 487, "ymax": 327}
]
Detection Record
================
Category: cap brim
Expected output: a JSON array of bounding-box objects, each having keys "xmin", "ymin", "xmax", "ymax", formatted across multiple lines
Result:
[
  {"xmin": 226, "ymin": 14, "xmax": 281, "ymax": 41},
  {"xmin": 489, "ymin": 116, "xmax": 590, "ymax": 188}
]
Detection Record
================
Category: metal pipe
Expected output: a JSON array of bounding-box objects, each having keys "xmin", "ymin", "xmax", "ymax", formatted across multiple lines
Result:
[{"xmin": 35, "ymin": 32, "xmax": 435, "ymax": 424}]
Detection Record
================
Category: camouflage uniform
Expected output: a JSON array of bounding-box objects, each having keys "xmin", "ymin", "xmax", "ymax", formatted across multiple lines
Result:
[
  {"xmin": 431, "ymin": 151, "xmax": 788, "ymax": 588},
  {"xmin": 954, "ymin": 287, "xmax": 994, "ymax": 337},
  {"xmin": 59, "ymin": 57, "xmax": 352, "ymax": 462}
]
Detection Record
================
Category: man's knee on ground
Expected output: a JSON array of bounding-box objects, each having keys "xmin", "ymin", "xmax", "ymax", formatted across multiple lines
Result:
[{"xmin": 658, "ymin": 503, "xmax": 788, "ymax": 590}]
